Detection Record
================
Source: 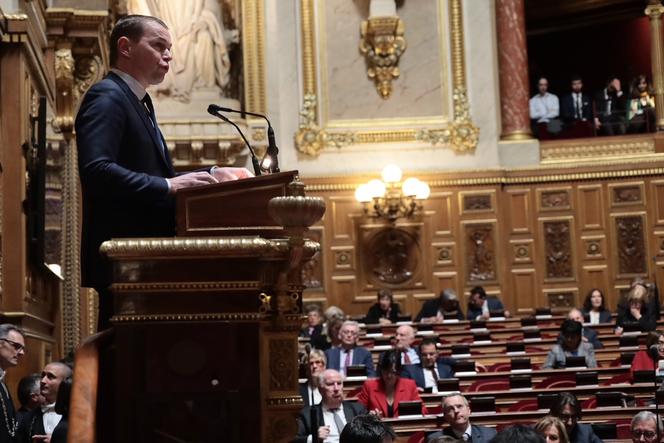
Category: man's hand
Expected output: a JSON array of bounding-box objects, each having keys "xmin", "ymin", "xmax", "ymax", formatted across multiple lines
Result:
[
  {"xmin": 31, "ymin": 435, "xmax": 50, "ymax": 443},
  {"xmin": 378, "ymin": 318, "xmax": 392, "ymax": 325},
  {"xmin": 369, "ymin": 408, "xmax": 384, "ymax": 418},
  {"xmin": 167, "ymin": 172, "xmax": 218, "ymax": 194},
  {"xmin": 318, "ymin": 425, "xmax": 331, "ymax": 440},
  {"xmin": 212, "ymin": 166, "xmax": 254, "ymax": 182}
]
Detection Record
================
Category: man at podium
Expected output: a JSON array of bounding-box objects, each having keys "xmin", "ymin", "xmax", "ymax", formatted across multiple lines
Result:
[{"xmin": 75, "ymin": 14, "xmax": 252, "ymax": 329}]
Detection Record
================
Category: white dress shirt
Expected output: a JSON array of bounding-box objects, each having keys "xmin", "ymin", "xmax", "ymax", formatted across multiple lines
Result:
[
  {"xmin": 401, "ymin": 347, "xmax": 420, "ymax": 365},
  {"xmin": 588, "ymin": 311, "xmax": 600, "ymax": 325},
  {"xmin": 41, "ymin": 403, "xmax": 62, "ymax": 435},
  {"xmin": 423, "ymin": 367, "xmax": 438, "ymax": 392},
  {"xmin": 306, "ymin": 404, "xmax": 347, "ymax": 443},
  {"xmin": 306, "ymin": 384, "xmax": 322, "ymax": 405},
  {"xmin": 529, "ymin": 92, "xmax": 559, "ymax": 122}
]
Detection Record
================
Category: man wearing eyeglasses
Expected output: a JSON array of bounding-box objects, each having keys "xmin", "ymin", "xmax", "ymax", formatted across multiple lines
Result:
[
  {"xmin": 0, "ymin": 324, "xmax": 26, "ymax": 442},
  {"xmin": 325, "ymin": 321, "xmax": 376, "ymax": 377},
  {"xmin": 631, "ymin": 411, "xmax": 662, "ymax": 443}
]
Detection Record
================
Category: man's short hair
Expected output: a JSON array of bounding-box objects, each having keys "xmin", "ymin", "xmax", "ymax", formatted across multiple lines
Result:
[
  {"xmin": 419, "ymin": 337, "xmax": 439, "ymax": 352},
  {"xmin": 440, "ymin": 289, "xmax": 457, "ymax": 302},
  {"xmin": 317, "ymin": 368, "xmax": 343, "ymax": 387},
  {"xmin": 109, "ymin": 15, "xmax": 168, "ymax": 66},
  {"xmin": 308, "ymin": 349, "xmax": 326, "ymax": 365},
  {"xmin": 17, "ymin": 373, "xmax": 40, "ymax": 406},
  {"xmin": 489, "ymin": 425, "xmax": 545, "ymax": 443},
  {"xmin": 550, "ymin": 392, "xmax": 581, "ymax": 420},
  {"xmin": 341, "ymin": 320, "xmax": 360, "ymax": 330},
  {"xmin": 304, "ymin": 304, "xmax": 322, "ymax": 316},
  {"xmin": 377, "ymin": 289, "xmax": 393, "ymax": 301},
  {"xmin": 631, "ymin": 411, "xmax": 664, "ymax": 434},
  {"xmin": 470, "ymin": 286, "xmax": 486, "ymax": 299},
  {"xmin": 340, "ymin": 414, "xmax": 396, "ymax": 443},
  {"xmin": 442, "ymin": 393, "xmax": 468, "ymax": 407},
  {"xmin": 570, "ymin": 74, "xmax": 583, "ymax": 83},
  {"xmin": 0, "ymin": 324, "xmax": 24, "ymax": 339},
  {"xmin": 560, "ymin": 319, "xmax": 582, "ymax": 337}
]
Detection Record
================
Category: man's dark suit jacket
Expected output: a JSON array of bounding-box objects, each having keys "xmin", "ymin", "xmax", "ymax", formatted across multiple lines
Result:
[
  {"xmin": 16, "ymin": 407, "xmax": 46, "ymax": 443},
  {"xmin": 560, "ymin": 92, "xmax": 593, "ymax": 122},
  {"xmin": 293, "ymin": 401, "xmax": 366, "ymax": 443},
  {"xmin": 299, "ymin": 382, "xmax": 317, "ymax": 407},
  {"xmin": 401, "ymin": 359, "xmax": 455, "ymax": 390},
  {"xmin": 325, "ymin": 346, "xmax": 376, "ymax": 377},
  {"xmin": 569, "ymin": 423, "xmax": 603, "ymax": 443},
  {"xmin": 75, "ymin": 72, "xmax": 177, "ymax": 291},
  {"xmin": 364, "ymin": 302, "xmax": 402, "ymax": 324},
  {"xmin": 466, "ymin": 297, "xmax": 505, "ymax": 320},
  {"xmin": 0, "ymin": 381, "xmax": 17, "ymax": 442},
  {"xmin": 427, "ymin": 424, "xmax": 497, "ymax": 443},
  {"xmin": 415, "ymin": 299, "xmax": 464, "ymax": 322}
]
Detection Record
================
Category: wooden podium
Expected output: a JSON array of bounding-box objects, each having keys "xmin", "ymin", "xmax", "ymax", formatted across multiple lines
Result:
[{"xmin": 72, "ymin": 172, "xmax": 324, "ymax": 443}]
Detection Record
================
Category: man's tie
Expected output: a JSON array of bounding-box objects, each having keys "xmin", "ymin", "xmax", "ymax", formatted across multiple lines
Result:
[
  {"xmin": 431, "ymin": 366, "xmax": 439, "ymax": 382},
  {"xmin": 576, "ymin": 94, "xmax": 581, "ymax": 119},
  {"xmin": 343, "ymin": 351, "xmax": 351, "ymax": 374},
  {"xmin": 331, "ymin": 409, "xmax": 346, "ymax": 435},
  {"xmin": 141, "ymin": 93, "xmax": 166, "ymax": 158},
  {"xmin": 403, "ymin": 351, "xmax": 411, "ymax": 364},
  {"xmin": 463, "ymin": 431, "xmax": 471, "ymax": 441}
]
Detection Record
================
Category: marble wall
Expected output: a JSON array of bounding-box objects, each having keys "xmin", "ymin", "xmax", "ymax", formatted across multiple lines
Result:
[{"xmin": 264, "ymin": 0, "xmax": 516, "ymax": 177}]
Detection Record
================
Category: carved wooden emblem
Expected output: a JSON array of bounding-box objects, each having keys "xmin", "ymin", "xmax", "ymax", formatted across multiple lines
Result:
[
  {"xmin": 541, "ymin": 190, "xmax": 570, "ymax": 209},
  {"xmin": 616, "ymin": 215, "xmax": 646, "ymax": 274},
  {"xmin": 613, "ymin": 186, "xmax": 642, "ymax": 204},
  {"xmin": 463, "ymin": 194, "xmax": 492, "ymax": 211},
  {"xmin": 465, "ymin": 224, "xmax": 496, "ymax": 282},
  {"xmin": 547, "ymin": 292, "xmax": 575, "ymax": 308},
  {"xmin": 543, "ymin": 221, "xmax": 573, "ymax": 279},
  {"xmin": 269, "ymin": 339, "xmax": 298, "ymax": 391},
  {"xmin": 366, "ymin": 228, "xmax": 419, "ymax": 285}
]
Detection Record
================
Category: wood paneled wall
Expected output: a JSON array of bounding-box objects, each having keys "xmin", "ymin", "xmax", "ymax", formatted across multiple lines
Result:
[{"xmin": 301, "ymin": 157, "xmax": 664, "ymax": 318}]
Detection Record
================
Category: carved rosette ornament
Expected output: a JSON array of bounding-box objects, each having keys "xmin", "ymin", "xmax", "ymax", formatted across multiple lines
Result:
[{"xmin": 359, "ymin": 16, "xmax": 407, "ymax": 99}]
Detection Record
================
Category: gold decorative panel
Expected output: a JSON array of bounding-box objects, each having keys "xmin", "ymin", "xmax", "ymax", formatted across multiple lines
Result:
[
  {"xmin": 510, "ymin": 269, "xmax": 536, "ymax": 312},
  {"xmin": 609, "ymin": 182, "xmax": 644, "ymax": 207},
  {"xmin": 545, "ymin": 290, "xmax": 576, "ymax": 310},
  {"xmin": 510, "ymin": 240, "xmax": 533, "ymax": 264},
  {"xmin": 506, "ymin": 189, "xmax": 532, "ymax": 234},
  {"xmin": 426, "ymin": 192, "xmax": 454, "ymax": 236},
  {"xmin": 362, "ymin": 227, "xmax": 421, "ymax": 287},
  {"xmin": 460, "ymin": 191, "xmax": 494, "ymax": 214},
  {"xmin": 433, "ymin": 242, "xmax": 455, "ymax": 266},
  {"xmin": 329, "ymin": 197, "xmax": 358, "ymax": 242},
  {"xmin": 538, "ymin": 187, "xmax": 571, "ymax": 211},
  {"xmin": 651, "ymin": 180, "xmax": 664, "ymax": 226},
  {"xmin": 541, "ymin": 218, "xmax": 574, "ymax": 281}
]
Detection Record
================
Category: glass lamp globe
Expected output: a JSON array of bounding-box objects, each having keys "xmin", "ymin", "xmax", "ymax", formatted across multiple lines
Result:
[
  {"xmin": 401, "ymin": 177, "xmax": 421, "ymax": 197},
  {"xmin": 367, "ymin": 179, "xmax": 386, "ymax": 198},
  {"xmin": 355, "ymin": 184, "xmax": 372, "ymax": 203},
  {"xmin": 381, "ymin": 164, "xmax": 402, "ymax": 183},
  {"xmin": 415, "ymin": 182, "xmax": 431, "ymax": 200}
]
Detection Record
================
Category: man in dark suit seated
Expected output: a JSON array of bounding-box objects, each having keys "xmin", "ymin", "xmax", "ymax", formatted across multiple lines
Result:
[
  {"xmin": 559, "ymin": 75, "xmax": 594, "ymax": 137},
  {"xmin": 564, "ymin": 308, "xmax": 603, "ymax": 349},
  {"xmin": 415, "ymin": 289, "xmax": 464, "ymax": 323},
  {"xmin": 630, "ymin": 411, "xmax": 662, "ymax": 443},
  {"xmin": 325, "ymin": 321, "xmax": 376, "ymax": 377},
  {"xmin": 401, "ymin": 338, "xmax": 454, "ymax": 392},
  {"xmin": 294, "ymin": 369, "xmax": 366, "ymax": 443},
  {"xmin": 427, "ymin": 393, "xmax": 497, "ymax": 443},
  {"xmin": 394, "ymin": 325, "xmax": 420, "ymax": 365},
  {"xmin": 75, "ymin": 15, "xmax": 252, "ymax": 330},
  {"xmin": 594, "ymin": 75, "xmax": 627, "ymax": 136},
  {"xmin": 549, "ymin": 392, "xmax": 602, "ymax": 443},
  {"xmin": 466, "ymin": 286, "xmax": 509, "ymax": 321},
  {"xmin": 16, "ymin": 361, "xmax": 72, "ymax": 443}
]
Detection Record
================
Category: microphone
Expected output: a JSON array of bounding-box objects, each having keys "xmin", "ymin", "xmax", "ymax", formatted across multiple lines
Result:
[
  {"xmin": 207, "ymin": 105, "xmax": 261, "ymax": 176},
  {"xmin": 208, "ymin": 105, "xmax": 279, "ymax": 173}
]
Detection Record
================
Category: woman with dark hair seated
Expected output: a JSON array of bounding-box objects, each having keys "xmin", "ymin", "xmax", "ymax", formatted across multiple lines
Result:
[
  {"xmin": 365, "ymin": 289, "xmax": 402, "ymax": 325},
  {"xmin": 357, "ymin": 350, "xmax": 427, "ymax": 418},
  {"xmin": 581, "ymin": 288, "xmax": 611, "ymax": 324},
  {"xmin": 50, "ymin": 376, "xmax": 72, "ymax": 443},
  {"xmin": 631, "ymin": 330, "xmax": 664, "ymax": 379},
  {"xmin": 549, "ymin": 393, "xmax": 602, "ymax": 443}
]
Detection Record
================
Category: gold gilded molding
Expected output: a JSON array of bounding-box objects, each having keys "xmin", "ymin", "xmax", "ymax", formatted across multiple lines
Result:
[
  {"xmin": 266, "ymin": 396, "xmax": 304, "ymax": 407},
  {"xmin": 111, "ymin": 313, "xmax": 264, "ymax": 323},
  {"xmin": 541, "ymin": 139, "xmax": 655, "ymax": 162},
  {"xmin": 111, "ymin": 281, "xmax": 260, "ymax": 292},
  {"xmin": 295, "ymin": 0, "xmax": 478, "ymax": 156},
  {"xmin": 359, "ymin": 16, "xmax": 407, "ymax": 99},
  {"xmin": 242, "ymin": 0, "xmax": 266, "ymax": 115}
]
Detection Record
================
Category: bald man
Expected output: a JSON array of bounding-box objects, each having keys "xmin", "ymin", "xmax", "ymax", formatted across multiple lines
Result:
[{"xmin": 394, "ymin": 325, "xmax": 420, "ymax": 365}]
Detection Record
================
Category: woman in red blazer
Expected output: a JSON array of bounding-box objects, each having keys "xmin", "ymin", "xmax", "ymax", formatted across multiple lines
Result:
[
  {"xmin": 631, "ymin": 330, "xmax": 664, "ymax": 379},
  {"xmin": 357, "ymin": 349, "xmax": 427, "ymax": 418}
]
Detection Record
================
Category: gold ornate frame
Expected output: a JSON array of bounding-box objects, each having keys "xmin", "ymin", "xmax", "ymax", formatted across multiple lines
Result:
[{"xmin": 294, "ymin": 0, "xmax": 479, "ymax": 157}]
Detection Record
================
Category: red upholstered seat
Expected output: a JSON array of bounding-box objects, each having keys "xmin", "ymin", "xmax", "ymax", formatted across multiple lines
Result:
[
  {"xmin": 406, "ymin": 431, "xmax": 425, "ymax": 443},
  {"xmin": 466, "ymin": 378, "xmax": 509, "ymax": 392},
  {"xmin": 488, "ymin": 362, "xmax": 511, "ymax": 372},
  {"xmin": 602, "ymin": 372, "xmax": 631, "ymax": 386},
  {"xmin": 534, "ymin": 374, "xmax": 575, "ymax": 389},
  {"xmin": 507, "ymin": 399, "xmax": 538, "ymax": 412},
  {"xmin": 616, "ymin": 419, "xmax": 632, "ymax": 439},
  {"xmin": 582, "ymin": 396, "xmax": 597, "ymax": 409}
]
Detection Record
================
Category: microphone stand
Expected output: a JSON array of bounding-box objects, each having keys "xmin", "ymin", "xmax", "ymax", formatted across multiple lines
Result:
[
  {"xmin": 310, "ymin": 384, "xmax": 319, "ymax": 443},
  {"xmin": 207, "ymin": 107, "xmax": 261, "ymax": 176}
]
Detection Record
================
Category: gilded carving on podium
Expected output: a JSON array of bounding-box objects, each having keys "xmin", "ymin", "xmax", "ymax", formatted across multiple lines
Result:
[
  {"xmin": 295, "ymin": 0, "xmax": 478, "ymax": 156},
  {"xmin": 269, "ymin": 339, "xmax": 298, "ymax": 391}
]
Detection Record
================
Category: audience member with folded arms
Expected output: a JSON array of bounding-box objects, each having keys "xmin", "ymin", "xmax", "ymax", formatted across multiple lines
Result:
[
  {"xmin": 365, "ymin": 289, "xmax": 402, "ymax": 325},
  {"xmin": 427, "ymin": 393, "xmax": 496, "ymax": 443},
  {"xmin": 543, "ymin": 319, "xmax": 597, "ymax": 369},
  {"xmin": 529, "ymin": 76, "xmax": 561, "ymax": 137},
  {"xmin": 534, "ymin": 416, "xmax": 570, "ymax": 443},
  {"xmin": 401, "ymin": 338, "xmax": 455, "ymax": 393},
  {"xmin": 630, "ymin": 330, "xmax": 664, "ymax": 379},
  {"xmin": 563, "ymin": 308, "xmax": 603, "ymax": 349},
  {"xmin": 393, "ymin": 325, "xmax": 420, "ymax": 365},
  {"xmin": 294, "ymin": 369, "xmax": 366, "ymax": 443},
  {"xmin": 581, "ymin": 288, "xmax": 612, "ymax": 325},
  {"xmin": 300, "ymin": 349, "xmax": 327, "ymax": 407},
  {"xmin": 339, "ymin": 414, "xmax": 396, "ymax": 443},
  {"xmin": 466, "ymin": 286, "xmax": 509, "ymax": 321},
  {"xmin": 357, "ymin": 350, "xmax": 427, "ymax": 418},
  {"xmin": 325, "ymin": 321, "xmax": 376, "ymax": 377},
  {"xmin": 630, "ymin": 411, "xmax": 662, "ymax": 443},
  {"xmin": 489, "ymin": 425, "xmax": 544, "ymax": 443},
  {"xmin": 549, "ymin": 393, "xmax": 602, "ymax": 443},
  {"xmin": 416, "ymin": 289, "xmax": 464, "ymax": 324},
  {"xmin": 616, "ymin": 279, "xmax": 659, "ymax": 335}
]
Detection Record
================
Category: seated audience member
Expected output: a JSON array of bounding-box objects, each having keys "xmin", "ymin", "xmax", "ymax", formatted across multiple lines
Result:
[
  {"xmin": 401, "ymin": 338, "xmax": 454, "ymax": 392},
  {"xmin": 300, "ymin": 349, "xmax": 327, "ymax": 407},
  {"xmin": 543, "ymin": 319, "xmax": 597, "ymax": 369},
  {"xmin": 534, "ymin": 416, "xmax": 570, "ymax": 443},
  {"xmin": 529, "ymin": 76, "xmax": 560, "ymax": 137},
  {"xmin": 394, "ymin": 325, "xmax": 420, "ymax": 365},
  {"xmin": 489, "ymin": 425, "xmax": 545, "ymax": 443},
  {"xmin": 324, "ymin": 306, "xmax": 346, "ymax": 325},
  {"xmin": 628, "ymin": 74, "xmax": 656, "ymax": 133},
  {"xmin": 339, "ymin": 414, "xmax": 396, "ymax": 443},
  {"xmin": 325, "ymin": 321, "xmax": 376, "ymax": 377},
  {"xmin": 357, "ymin": 350, "xmax": 427, "ymax": 418},
  {"xmin": 312, "ymin": 307, "xmax": 347, "ymax": 350},
  {"xmin": 594, "ymin": 75, "xmax": 627, "ymax": 136},
  {"xmin": 301, "ymin": 304, "xmax": 324, "ymax": 340},
  {"xmin": 294, "ymin": 369, "xmax": 367, "ymax": 443},
  {"xmin": 50, "ymin": 376, "xmax": 72, "ymax": 443},
  {"xmin": 562, "ymin": 308, "xmax": 602, "ymax": 349},
  {"xmin": 16, "ymin": 361, "xmax": 73, "ymax": 443},
  {"xmin": 427, "ymin": 393, "xmax": 496, "ymax": 443},
  {"xmin": 16, "ymin": 374, "xmax": 42, "ymax": 424},
  {"xmin": 630, "ymin": 330, "xmax": 664, "ymax": 379},
  {"xmin": 581, "ymin": 288, "xmax": 611, "ymax": 324},
  {"xmin": 549, "ymin": 393, "xmax": 602, "ymax": 443},
  {"xmin": 365, "ymin": 289, "xmax": 402, "ymax": 325},
  {"xmin": 616, "ymin": 280, "xmax": 659, "ymax": 334},
  {"xmin": 560, "ymin": 75, "xmax": 593, "ymax": 134},
  {"xmin": 466, "ymin": 286, "xmax": 509, "ymax": 321},
  {"xmin": 415, "ymin": 289, "xmax": 464, "ymax": 323},
  {"xmin": 630, "ymin": 410, "xmax": 662, "ymax": 443}
]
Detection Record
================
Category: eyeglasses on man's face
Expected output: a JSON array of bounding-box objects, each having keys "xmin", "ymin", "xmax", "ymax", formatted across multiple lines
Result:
[
  {"xmin": 1, "ymin": 338, "xmax": 25, "ymax": 353},
  {"xmin": 631, "ymin": 429, "xmax": 657, "ymax": 441}
]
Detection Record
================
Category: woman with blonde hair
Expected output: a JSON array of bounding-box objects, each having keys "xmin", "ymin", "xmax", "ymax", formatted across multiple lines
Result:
[
  {"xmin": 534, "ymin": 416, "xmax": 569, "ymax": 443},
  {"xmin": 615, "ymin": 279, "xmax": 659, "ymax": 334}
]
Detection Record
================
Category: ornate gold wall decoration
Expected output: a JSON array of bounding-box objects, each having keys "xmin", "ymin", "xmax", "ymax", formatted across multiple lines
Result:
[
  {"xmin": 465, "ymin": 223, "xmax": 496, "ymax": 283},
  {"xmin": 543, "ymin": 220, "xmax": 573, "ymax": 279},
  {"xmin": 615, "ymin": 215, "xmax": 647, "ymax": 275},
  {"xmin": 359, "ymin": 16, "xmax": 407, "ymax": 99},
  {"xmin": 269, "ymin": 339, "xmax": 298, "ymax": 390},
  {"xmin": 295, "ymin": 0, "xmax": 478, "ymax": 156}
]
